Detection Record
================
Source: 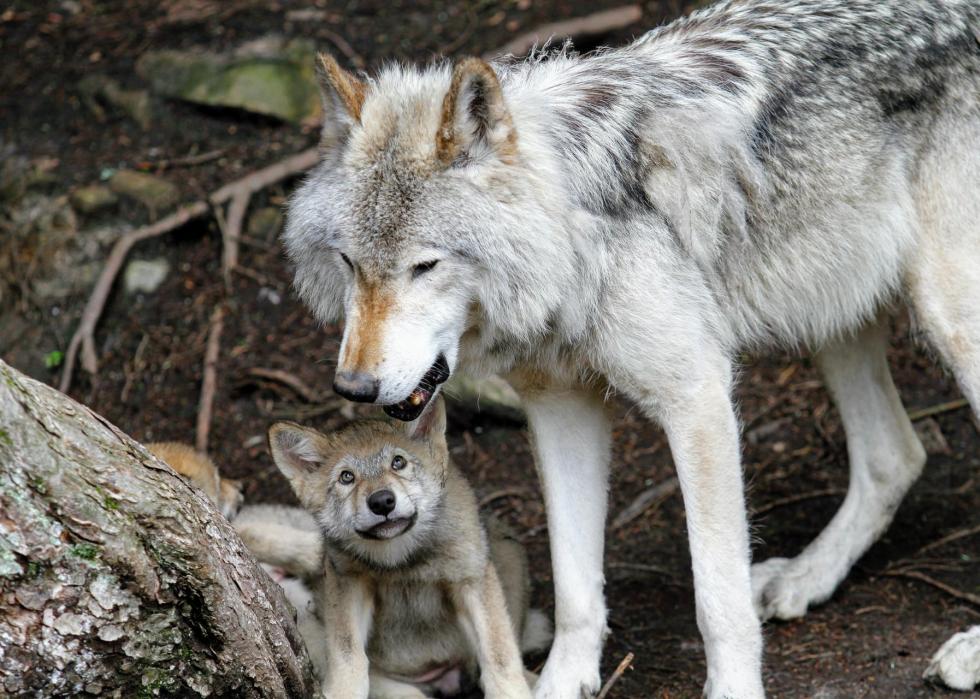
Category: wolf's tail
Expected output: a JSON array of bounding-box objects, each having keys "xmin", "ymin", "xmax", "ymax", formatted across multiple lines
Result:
[
  {"xmin": 521, "ymin": 608, "xmax": 553, "ymax": 654},
  {"xmin": 233, "ymin": 504, "xmax": 322, "ymax": 577}
]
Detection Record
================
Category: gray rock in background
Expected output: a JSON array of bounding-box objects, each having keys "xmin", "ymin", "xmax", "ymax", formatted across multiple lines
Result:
[
  {"xmin": 443, "ymin": 374, "xmax": 525, "ymax": 423},
  {"xmin": 124, "ymin": 258, "xmax": 171, "ymax": 295},
  {"xmin": 70, "ymin": 185, "xmax": 118, "ymax": 215},
  {"xmin": 136, "ymin": 37, "xmax": 320, "ymax": 124}
]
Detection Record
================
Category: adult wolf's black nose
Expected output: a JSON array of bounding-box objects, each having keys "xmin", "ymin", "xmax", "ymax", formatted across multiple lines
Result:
[
  {"xmin": 367, "ymin": 489, "xmax": 396, "ymax": 516},
  {"xmin": 333, "ymin": 370, "xmax": 379, "ymax": 403}
]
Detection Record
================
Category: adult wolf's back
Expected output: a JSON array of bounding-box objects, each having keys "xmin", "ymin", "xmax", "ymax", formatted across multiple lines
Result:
[{"xmin": 284, "ymin": 1, "xmax": 980, "ymax": 696}]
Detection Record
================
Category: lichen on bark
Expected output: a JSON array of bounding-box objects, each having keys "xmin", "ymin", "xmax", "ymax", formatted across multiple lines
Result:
[{"xmin": 0, "ymin": 359, "xmax": 318, "ymax": 698}]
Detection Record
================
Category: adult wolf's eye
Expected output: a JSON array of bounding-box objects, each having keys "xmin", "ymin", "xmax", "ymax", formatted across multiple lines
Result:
[
  {"xmin": 339, "ymin": 470, "xmax": 355, "ymax": 484},
  {"xmin": 339, "ymin": 253, "xmax": 354, "ymax": 271},
  {"xmin": 412, "ymin": 260, "xmax": 438, "ymax": 278},
  {"xmin": 391, "ymin": 455, "xmax": 407, "ymax": 471}
]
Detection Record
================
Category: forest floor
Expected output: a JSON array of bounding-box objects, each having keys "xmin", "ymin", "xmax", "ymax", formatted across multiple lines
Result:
[{"xmin": 1, "ymin": 1, "xmax": 977, "ymax": 697}]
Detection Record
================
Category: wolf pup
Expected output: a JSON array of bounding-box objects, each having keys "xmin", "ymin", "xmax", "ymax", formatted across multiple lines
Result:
[
  {"xmin": 147, "ymin": 442, "xmax": 243, "ymax": 519},
  {"xmin": 238, "ymin": 398, "xmax": 548, "ymax": 698},
  {"xmin": 284, "ymin": 0, "xmax": 980, "ymax": 695}
]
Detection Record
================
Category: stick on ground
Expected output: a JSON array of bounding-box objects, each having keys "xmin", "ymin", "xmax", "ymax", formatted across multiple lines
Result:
[
  {"xmin": 596, "ymin": 651, "xmax": 635, "ymax": 699},
  {"xmin": 489, "ymin": 5, "xmax": 643, "ymax": 59},
  {"xmin": 196, "ymin": 305, "xmax": 225, "ymax": 453}
]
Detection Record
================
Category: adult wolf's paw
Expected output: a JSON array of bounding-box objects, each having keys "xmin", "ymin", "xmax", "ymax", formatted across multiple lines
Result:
[
  {"xmin": 533, "ymin": 636, "xmax": 601, "ymax": 699},
  {"xmin": 924, "ymin": 626, "xmax": 980, "ymax": 691},
  {"xmin": 751, "ymin": 557, "xmax": 810, "ymax": 621}
]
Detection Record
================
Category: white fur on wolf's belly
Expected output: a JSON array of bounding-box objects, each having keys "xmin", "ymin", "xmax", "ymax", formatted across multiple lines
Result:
[{"xmin": 925, "ymin": 626, "xmax": 980, "ymax": 691}]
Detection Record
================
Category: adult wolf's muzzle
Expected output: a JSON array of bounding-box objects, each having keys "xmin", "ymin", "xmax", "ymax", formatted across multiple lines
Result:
[{"xmin": 383, "ymin": 354, "xmax": 451, "ymax": 421}]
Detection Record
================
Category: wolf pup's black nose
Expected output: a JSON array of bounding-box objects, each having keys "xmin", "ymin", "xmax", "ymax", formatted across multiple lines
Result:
[
  {"xmin": 367, "ymin": 489, "xmax": 397, "ymax": 516},
  {"xmin": 333, "ymin": 370, "xmax": 380, "ymax": 402}
]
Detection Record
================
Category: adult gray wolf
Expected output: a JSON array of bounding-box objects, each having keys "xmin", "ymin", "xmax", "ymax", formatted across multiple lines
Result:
[
  {"xmin": 235, "ymin": 398, "xmax": 550, "ymax": 698},
  {"xmin": 283, "ymin": 0, "xmax": 980, "ymax": 695}
]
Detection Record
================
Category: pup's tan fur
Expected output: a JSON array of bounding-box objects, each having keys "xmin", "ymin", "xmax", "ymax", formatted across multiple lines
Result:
[
  {"xmin": 243, "ymin": 398, "xmax": 547, "ymax": 698},
  {"xmin": 146, "ymin": 442, "xmax": 243, "ymax": 520}
]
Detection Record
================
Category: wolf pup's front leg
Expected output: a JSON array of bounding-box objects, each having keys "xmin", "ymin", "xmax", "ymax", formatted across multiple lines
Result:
[
  {"xmin": 453, "ymin": 564, "xmax": 533, "ymax": 699},
  {"xmin": 317, "ymin": 567, "xmax": 373, "ymax": 698}
]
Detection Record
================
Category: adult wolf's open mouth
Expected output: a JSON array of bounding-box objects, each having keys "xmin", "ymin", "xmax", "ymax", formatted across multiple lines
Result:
[{"xmin": 384, "ymin": 354, "xmax": 450, "ymax": 421}]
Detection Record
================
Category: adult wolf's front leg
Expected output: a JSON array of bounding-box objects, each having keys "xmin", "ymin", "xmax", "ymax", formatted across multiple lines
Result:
[
  {"xmin": 522, "ymin": 387, "xmax": 612, "ymax": 699},
  {"xmin": 657, "ymin": 375, "xmax": 764, "ymax": 699}
]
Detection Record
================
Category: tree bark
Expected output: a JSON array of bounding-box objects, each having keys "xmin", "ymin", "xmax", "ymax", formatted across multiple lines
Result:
[{"xmin": 0, "ymin": 359, "xmax": 318, "ymax": 698}]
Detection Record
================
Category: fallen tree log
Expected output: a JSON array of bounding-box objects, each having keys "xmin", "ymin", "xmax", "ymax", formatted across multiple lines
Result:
[{"xmin": 0, "ymin": 359, "xmax": 318, "ymax": 698}]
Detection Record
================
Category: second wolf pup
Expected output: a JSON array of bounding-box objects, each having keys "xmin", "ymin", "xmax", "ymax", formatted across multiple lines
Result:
[{"xmin": 238, "ymin": 398, "xmax": 548, "ymax": 698}]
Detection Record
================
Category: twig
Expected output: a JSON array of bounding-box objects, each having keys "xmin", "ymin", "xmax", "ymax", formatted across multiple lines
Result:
[
  {"xmin": 910, "ymin": 523, "xmax": 980, "ymax": 558},
  {"xmin": 59, "ymin": 147, "xmax": 318, "ymax": 393},
  {"xmin": 148, "ymin": 148, "xmax": 225, "ymax": 170},
  {"xmin": 611, "ymin": 477, "xmax": 679, "ymax": 530},
  {"xmin": 596, "ymin": 651, "xmax": 635, "ymax": 699},
  {"xmin": 882, "ymin": 569, "xmax": 980, "ymax": 607},
  {"xmin": 59, "ymin": 201, "xmax": 209, "ymax": 392},
  {"xmin": 222, "ymin": 191, "xmax": 250, "ymax": 289},
  {"xmin": 488, "ymin": 5, "xmax": 643, "ymax": 58},
  {"xmin": 751, "ymin": 488, "xmax": 844, "ymax": 517},
  {"xmin": 120, "ymin": 333, "xmax": 149, "ymax": 404},
  {"xmin": 907, "ymin": 398, "xmax": 970, "ymax": 421},
  {"xmin": 246, "ymin": 367, "xmax": 323, "ymax": 403},
  {"xmin": 196, "ymin": 305, "xmax": 225, "ymax": 452}
]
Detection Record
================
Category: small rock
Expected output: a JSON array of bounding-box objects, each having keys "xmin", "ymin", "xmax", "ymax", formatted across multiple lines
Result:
[
  {"xmin": 109, "ymin": 170, "xmax": 179, "ymax": 212},
  {"xmin": 124, "ymin": 258, "xmax": 170, "ymax": 294},
  {"xmin": 247, "ymin": 206, "xmax": 282, "ymax": 240},
  {"xmin": 136, "ymin": 37, "xmax": 320, "ymax": 123},
  {"xmin": 70, "ymin": 185, "xmax": 118, "ymax": 215},
  {"xmin": 257, "ymin": 287, "xmax": 281, "ymax": 305},
  {"xmin": 103, "ymin": 82, "xmax": 153, "ymax": 130},
  {"xmin": 79, "ymin": 74, "xmax": 153, "ymax": 129},
  {"xmin": 444, "ymin": 374, "xmax": 524, "ymax": 423}
]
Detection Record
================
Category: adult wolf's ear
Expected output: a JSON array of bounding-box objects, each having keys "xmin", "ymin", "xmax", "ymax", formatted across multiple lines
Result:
[
  {"xmin": 436, "ymin": 58, "xmax": 517, "ymax": 166},
  {"xmin": 268, "ymin": 422, "xmax": 328, "ymax": 493},
  {"xmin": 403, "ymin": 396, "xmax": 448, "ymax": 451},
  {"xmin": 315, "ymin": 52, "xmax": 366, "ymax": 145}
]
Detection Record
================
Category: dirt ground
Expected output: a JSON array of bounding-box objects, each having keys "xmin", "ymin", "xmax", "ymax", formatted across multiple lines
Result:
[{"xmin": 1, "ymin": 2, "xmax": 977, "ymax": 698}]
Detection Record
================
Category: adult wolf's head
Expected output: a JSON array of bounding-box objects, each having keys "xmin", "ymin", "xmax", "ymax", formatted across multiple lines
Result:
[{"xmin": 284, "ymin": 53, "xmax": 569, "ymax": 420}]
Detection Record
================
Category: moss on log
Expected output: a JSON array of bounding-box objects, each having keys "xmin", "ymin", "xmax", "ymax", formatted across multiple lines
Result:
[{"xmin": 0, "ymin": 359, "xmax": 318, "ymax": 698}]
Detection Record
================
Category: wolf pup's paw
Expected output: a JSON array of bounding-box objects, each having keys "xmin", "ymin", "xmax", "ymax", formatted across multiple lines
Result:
[{"xmin": 924, "ymin": 626, "xmax": 980, "ymax": 691}]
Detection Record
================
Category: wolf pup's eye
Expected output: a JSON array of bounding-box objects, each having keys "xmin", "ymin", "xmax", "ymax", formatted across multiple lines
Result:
[
  {"xmin": 412, "ymin": 260, "xmax": 438, "ymax": 279},
  {"xmin": 391, "ymin": 455, "xmax": 407, "ymax": 471},
  {"xmin": 339, "ymin": 470, "xmax": 355, "ymax": 484},
  {"xmin": 339, "ymin": 253, "xmax": 354, "ymax": 271}
]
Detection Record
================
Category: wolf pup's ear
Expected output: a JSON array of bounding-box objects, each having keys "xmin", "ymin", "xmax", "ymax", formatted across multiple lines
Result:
[
  {"xmin": 436, "ymin": 57, "xmax": 517, "ymax": 167},
  {"xmin": 315, "ymin": 52, "xmax": 366, "ymax": 144},
  {"xmin": 268, "ymin": 422, "xmax": 327, "ymax": 490},
  {"xmin": 403, "ymin": 396, "xmax": 448, "ymax": 447}
]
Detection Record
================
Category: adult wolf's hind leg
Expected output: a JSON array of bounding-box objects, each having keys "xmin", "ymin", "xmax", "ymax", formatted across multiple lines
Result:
[
  {"xmin": 752, "ymin": 319, "xmax": 926, "ymax": 620},
  {"xmin": 905, "ymin": 121, "xmax": 980, "ymax": 689},
  {"xmin": 925, "ymin": 626, "xmax": 980, "ymax": 691}
]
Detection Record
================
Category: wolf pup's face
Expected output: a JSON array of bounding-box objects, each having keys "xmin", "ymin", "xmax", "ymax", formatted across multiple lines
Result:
[
  {"xmin": 284, "ymin": 54, "xmax": 531, "ymax": 421},
  {"xmin": 268, "ymin": 397, "xmax": 449, "ymax": 567}
]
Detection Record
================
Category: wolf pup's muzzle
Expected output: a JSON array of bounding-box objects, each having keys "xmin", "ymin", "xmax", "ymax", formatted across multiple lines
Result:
[{"xmin": 383, "ymin": 354, "xmax": 451, "ymax": 421}]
